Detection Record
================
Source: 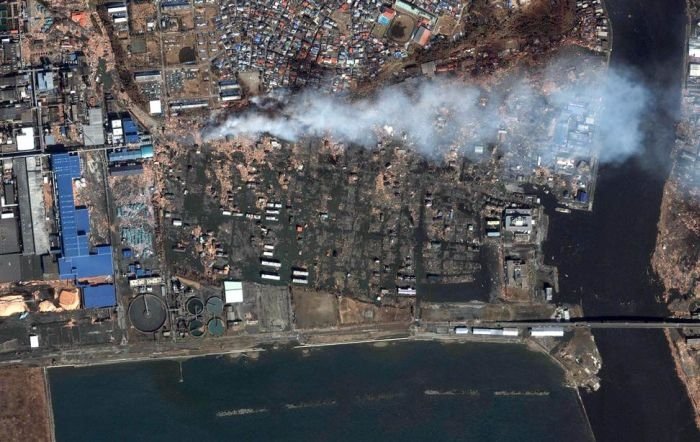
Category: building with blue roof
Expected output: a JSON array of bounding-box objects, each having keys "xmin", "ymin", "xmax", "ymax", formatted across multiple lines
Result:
[
  {"xmin": 107, "ymin": 145, "xmax": 154, "ymax": 163},
  {"xmin": 122, "ymin": 116, "xmax": 139, "ymax": 144},
  {"xmin": 82, "ymin": 284, "xmax": 116, "ymax": 308},
  {"xmin": 52, "ymin": 153, "xmax": 115, "ymax": 281}
]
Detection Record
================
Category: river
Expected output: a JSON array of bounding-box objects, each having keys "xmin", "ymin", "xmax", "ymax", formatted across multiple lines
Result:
[{"xmin": 542, "ymin": 0, "xmax": 700, "ymax": 440}]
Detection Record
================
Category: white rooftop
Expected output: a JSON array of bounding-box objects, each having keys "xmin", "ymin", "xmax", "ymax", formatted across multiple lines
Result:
[
  {"xmin": 16, "ymin": 127, "xmax": 35, "ymax": 151},
  {"xmin": 149, "ymin": 100, "xmax": 162, "ymax": 115},
  {"xmin": 224, "ymin": 280, "xmax": 243, "ymax": 304}
]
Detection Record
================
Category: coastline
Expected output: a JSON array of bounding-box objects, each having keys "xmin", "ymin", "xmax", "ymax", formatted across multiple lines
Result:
[
  {"xmin": 665, "ymin": 329, "xmax": 700, "ymax": 430},
  {"xmin": 42, "ymin": 367, "xmax": 56, "ymax": 442},
  {"xmin": 652, "ymin": 0, "xmax": 700, "ymax": 430},
  {"xmin": 47, "ymin": 339, "xmax": 595, "ymax": 442},
  {"xmin": 43, "ymin": 333, "xmax": 595, "ymax": 441}
]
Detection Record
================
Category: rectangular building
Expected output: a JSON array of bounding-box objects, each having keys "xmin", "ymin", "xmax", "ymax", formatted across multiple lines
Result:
[{"xmin": 52, "ymin": 153, "xmax": 114, "ymax": 281}]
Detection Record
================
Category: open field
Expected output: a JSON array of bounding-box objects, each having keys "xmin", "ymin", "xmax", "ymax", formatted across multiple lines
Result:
[
  {"xmin": 0, "ymin": 367, "xmax": 52, "ymax": 442},
  {"xmin": 292, "ymin": 289, "xmax": 339, "ymax": 329}
]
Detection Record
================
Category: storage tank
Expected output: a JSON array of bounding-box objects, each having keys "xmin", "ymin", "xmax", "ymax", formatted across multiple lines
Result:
[
  {"xmin": 208, "ymin": 318, "xmax": 225, "ymax": 337},
  {"xmin": 128, "ymin": 294, "xmax": 167, "ymax": 333},
  {"xmin": 188, "ymin": 319, "xmax": 205, "ymax": 337},
  {"xmin": 186, "ymin": 297, "xmax": 204, "ymax": 315},
  {"xmin": 206, "ymin": 296, "xmax": 224, "ymax": 316}
]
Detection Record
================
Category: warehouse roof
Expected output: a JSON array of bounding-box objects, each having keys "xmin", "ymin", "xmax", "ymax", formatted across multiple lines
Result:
[
  {"xmin": 0, "ymin": 253, "xmax": 21, "ymax": 282},
  {"xmin": 82, "ymin": 284, "xmax": 116, "ymax": 308},
  {"xmin": 0, "ymin": 217, "xmax": 20, "ymax": 254},
  {"xmin": 52, "ymin": 153, "xmax": 114, "ymax": 280}
]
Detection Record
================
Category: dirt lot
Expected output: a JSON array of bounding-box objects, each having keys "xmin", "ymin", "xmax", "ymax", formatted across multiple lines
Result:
[
  {"xmin": 291, "ymin": 289, "xmax": 339, "ymax": 329},
  {"xmin": 339, "ymin": 296, "xmax": 413, "ymax": 324},
  {"xmin": 420, "ymin": 302, "xmax": 555, "ymax": 322},
  {"xmin": 183, "ymin": 74, "xmax": 211, "ymax": 97},
  {"xmin": 129, "ymin": 35, "xmax": 162, "ymax": 70},
  {"xmin": 238, "ymin": 71, "xmax": 263, "ymax": 95},
  {"xmin": 163, "ymin": 34, "xmax": 196, "ymax": 65},
  {"xmin": 0, "ymin": 367, "xmax": 52, "ymax": 442},
  {"xmin": 74, "ymin": 151, "xmax": 111, "ymax": 245},
  {"xmin": 129, "ymin": 2, "xmax": 157, "ymax": 33},
  {"xmin": 251, "ymin": 284, "xmax": 291, "ymax": 332},
  {"xmin": 169, "ymin": 10, "xmax": 195, "ymax": 31}
]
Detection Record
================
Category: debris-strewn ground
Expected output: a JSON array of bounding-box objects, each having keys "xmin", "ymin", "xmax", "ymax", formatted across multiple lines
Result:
[
  {"xmin": 0, "ymin": 367, "xmax": 52, "ymax": 442},
  {"xmin": 653, "ymin": 180, "xmax": 700, "ymax": 303},
  {"xmin": 652, "ymin": 20, "xmax": 700, "ymax": 424}
]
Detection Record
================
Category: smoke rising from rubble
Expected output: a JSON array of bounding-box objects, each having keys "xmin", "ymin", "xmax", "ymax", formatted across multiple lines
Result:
[{"xmin": 205, "ymin": 66, "xmax": 648, "ymax": 164}]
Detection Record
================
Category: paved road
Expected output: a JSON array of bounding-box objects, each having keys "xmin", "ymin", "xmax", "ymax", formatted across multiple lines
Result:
[{"xmin": 482, "ymin": 319, "xmax": 700, "ymax": 330}]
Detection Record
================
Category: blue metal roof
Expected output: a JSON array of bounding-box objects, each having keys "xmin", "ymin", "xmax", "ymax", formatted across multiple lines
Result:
[
  {"xmin": 82, "ymin": 284, "xmax": 116, "ymax": 308},
  {"xmin": 123, "ymin": 118, "xmax": 137, "ymax": 133},
  {"xmin": 108, "ymin": 149, "xmax": 142, "ymax": 162},
  {"xmin": 108, "ymin": 144, "xmax": 153, "ymax": 163},
  {"xmin": 140, "ymin": 145, "xmax": 154, "ymax": 158},
  {"xmin": 60, "ymin": 252, "xmax": 114, "ymax": 279},
  {"xmin": 52, "ymin": 153, "xmax": 114, "ymax": 281},
  {"xmin": 577, "ymin": 190, "xmax": 589, "ymax": 203},
  {"xmin": 75, "ymin": 207, "xmax": 90, "ymax": 234},
  {"xmin": 122, "ymin": 117, "xmax": 140, "ymax": 144}
]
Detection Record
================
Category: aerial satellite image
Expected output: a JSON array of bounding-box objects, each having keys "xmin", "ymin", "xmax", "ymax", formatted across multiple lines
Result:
[{"xmin": 0, "ymin": 0, "xmax": 699, "ymax": 440}]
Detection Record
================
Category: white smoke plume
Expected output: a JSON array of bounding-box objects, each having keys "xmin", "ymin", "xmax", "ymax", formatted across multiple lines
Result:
[{"xmin": 205, "ymin": 64, "xmax": 648, "ymax": 164}]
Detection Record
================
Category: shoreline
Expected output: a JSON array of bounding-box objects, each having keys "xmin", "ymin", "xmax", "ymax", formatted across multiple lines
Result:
[
  {"xmin": 44, "ymin": 336, "xmax": 595, "ymax": 441},
  {"xmin": 652, "ymin": 0, "xmax": 700, "ymax": 431},
  {"xmin": 665, "ymin": 330, "xmax": 700, "ymax": 430},
  {"xmin": 43, "ymin": 367, "xmax": 56, "ymax": 442}
]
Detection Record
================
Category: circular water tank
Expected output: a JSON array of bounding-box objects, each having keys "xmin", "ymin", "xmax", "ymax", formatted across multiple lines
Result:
[
  {"xmin": 206, "ymin": 296, "xmax": 224, "ymax": 315},
  {"xmin": 186, "ymin": 297, "xmax": 204, "ymax": 315},
  {"xmin": 189, "ymin": 319, "xmax": 205, "ymax": 337},
  {"xmin": 208, "ymin": 318, "xmax": 225, "ymax": 337},
  {"xmin": 128, "ymin": 294, "xmax": 167, "ymax": 333}
]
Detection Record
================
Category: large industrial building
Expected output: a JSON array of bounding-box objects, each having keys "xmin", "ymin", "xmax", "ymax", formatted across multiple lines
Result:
[
  {"xmin": 52, "ymin": 153, "xmax": 116, "ymax": 308},
  {"xmin": 0, "ymin": 157, "xmax": 49, "ymax": 282}
]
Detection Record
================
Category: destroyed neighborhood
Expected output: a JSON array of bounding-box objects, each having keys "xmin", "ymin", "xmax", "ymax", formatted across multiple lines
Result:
[{"xmin": 0, "ymin": 0, "xmax": 610, "ymax": 393}]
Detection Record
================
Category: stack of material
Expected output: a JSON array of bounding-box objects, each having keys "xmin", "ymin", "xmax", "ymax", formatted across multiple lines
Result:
[
  {"xmin": 58, "ymin": 289, "xmax": 80, "ymax": 310},
  {"xmin": 0, "ymin": 294, "xmax": 27, "ymax": 316},
  {"xmin": 38, "ymin": 300, "xmax": 57, "ymax": 312}
]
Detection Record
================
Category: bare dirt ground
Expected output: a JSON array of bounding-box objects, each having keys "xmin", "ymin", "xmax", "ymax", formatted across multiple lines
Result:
[
  {"xmin": 652, "ymin": 90, "xmax": 700, "ymax": 427},
  {"xmin": 0, "ymin": 367, "xmax": 52, "ymax": 442},
  {"xmin": 129, "ymin": 2, "xmax": 157, "ymax": 33},
  {"xmin": 666, "ymin": 330, "xmax": 700, "ymax": 430},
  {"xmin": 291, "ymin": 289, "xmax": 413, "ymax": 328},
  {"xmin": 338, "ymin": 296, "xmax": 413, "ymax": 325},
  {"xmin": 291, "ymin": 289, "xmax": 339, "ymax": 329},
  {"xmin": 74, "ymin": 151, "xmax": 111, "ymax": 245},
  {"xmin": 654, "ymin": 181, "xmax": 700, "ymax": 427},
  {"xmin": 653, "ymin": 181, "xmax": 700, "ymax": 303}
]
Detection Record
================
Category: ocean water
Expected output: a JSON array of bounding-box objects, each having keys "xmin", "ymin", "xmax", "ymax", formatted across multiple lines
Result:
[{"xmin": 49, "ymin": 342, "xmax": 593, "ymax": 442}]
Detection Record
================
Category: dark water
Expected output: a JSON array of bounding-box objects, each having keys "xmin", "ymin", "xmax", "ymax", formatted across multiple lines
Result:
[
  {"xmin": 49, "ymin": 343, "xmax": 593, "ymax": 442},
  {"xmin": 542, "ymin": 0, "xmax": 700, "ymax": 440}
]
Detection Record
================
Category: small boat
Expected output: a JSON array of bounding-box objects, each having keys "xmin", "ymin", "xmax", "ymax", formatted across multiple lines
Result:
[{"xmin": 555, "ymin": 207, "xmax": 571, "ymax": 214}]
